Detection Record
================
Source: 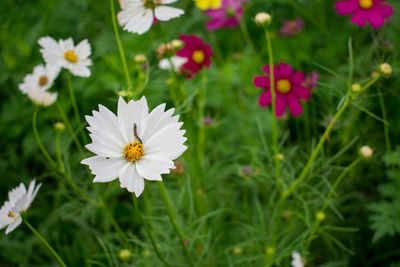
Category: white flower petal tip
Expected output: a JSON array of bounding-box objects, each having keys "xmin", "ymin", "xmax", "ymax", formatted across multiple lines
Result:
[
  {"xmin": 0, "ymin": 180, "xmax": 41, "ymax": 234},
  {"xmin": 82, "ymin": 96, "xmax": 187, "ymax": 196},
  {"xmin": 118, "ymin": 0, "xmax": 184, "ymax": 35},
  {"xmin": 38, "ymin": 36, "xmax": 92, "ymax": 77},
  {"xmin": 159, "ymin": 56, "xmax": 187, "ymax": 72},
  {"xmin": 291, "ymin": 251, "xmax": 305, "ymax": 267}
]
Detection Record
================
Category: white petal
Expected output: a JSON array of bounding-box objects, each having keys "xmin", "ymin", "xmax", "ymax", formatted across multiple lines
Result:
[
  {"xmin": 118, "ymin": 4, "xmax": 145, "ymax": 26},
  {"xmin": 86, "ymin": 138, "xmax": 123, "ymax": 158},
  {"xmin": 142, "ymin": 105, "xmax": 179, "ymax": 142},
  {"xmin": 159, "ymin": 56, "xmax": 187, "ymax": 71},
  {"xmin": 161, "ymin": 0, "xmax": 178, "ymax": 3},
  {"xmin": 75, "ymin": 39, "xmax": 91, "ymax": 60},
  {"xmin": 25, "ymin": 179, "xmax": 41, "ymax": 210},
  {"xmin": 8, "ymin": 183, "xmax": 26, "ymax": 205},
  {"xmin": 5, "ymin": 217, "xmax": 22, "ymax": 235},
  {"xmin": 124, "ymin": 9, "xmax": 154, "ymax": 34},
  {"xmin": 154, "ymin": 6, "xmax": 184, "ymax": 21},
  {"xmin": 136, "ymin": 155, "xmax": 174, "ymax": 181},
  {"xmin": 38, "ymin": 37, "xmax": 64, "ymax": 66},
  {"xmin": 119, "ymin": 163, "xmax": 145, "ymax": 196},
  {"xmin": 69, "ymin": 64, "xmax": 91, "ymax": 77},
  {"xmin": 60, "ymin": 38, "xmax": 74, "ymax": 52},
  {"xmin": 81, "ymin": 156, "xmax": 126, "ymax": 182}
]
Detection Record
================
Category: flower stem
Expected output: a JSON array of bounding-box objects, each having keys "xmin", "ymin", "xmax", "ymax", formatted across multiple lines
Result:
[
  {"xmin": 56, "ymin": 102, "xmax": 83, "ymax": 154},
  {"xmin": 304, "ymin": 158, "xmax": 361, "ymax": 251},
  {"xmin": 265, "ymin": 28, "xmax": 281, "ymax": 190},
  {"xmin": 157, "ymin": 182, "xmax": 195, "ymax": 266},
  {"xmin": 32, "ymin": 106, "xmax": 59, "ymax": 170},
  {"xmin": 66, "ymin": 72, "xmax": 88, "ymax": 144},
  {"xmin": 197, "ymin": 71, "xmax": 207, "ymax": 167},
  {"xmin": 110, "ymin": 0, "xmax": 133, "ymax": 92},
  {"xmin": 23, "ymin": 219, "xmax": 67, "ymax": 267},
  {"xmin": 100, "ymin": 199, "xmax": 128, "ymax": 243},
  {"xmin": 55, "ymin": 131, "xmax": 65, "ymax": 174},
  {"xmin": 132, "ymin": 195, "xmax": 171, "ymax": 267}
]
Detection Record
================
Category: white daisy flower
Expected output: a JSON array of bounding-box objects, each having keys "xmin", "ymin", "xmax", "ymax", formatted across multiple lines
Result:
[
  {"xmin": 26, "ymin": 87, "xmax": 58, "ymax": 107},
  {"xmin": 0, "ymin": 180, "xmax": 41, "ymax": 235},
  {"xmin": 159, "ymin": 56, "xmax": 187, "ymax": 72},
  {"xmin": 38, "ymin": 36, "xmax": 93, "ymax": 77},
  {"xmin": 291, "ymin": 251, "xmax": 305, "ymax": 267},
  {"xmin": 19, "ymin": 64, "xmax": 60, "ymax": 94},
  {"xmin": 81, "ymin": 96, "xmax": 187, "ymax": 197},
  {"xmin": 118, "ymin": 0, "xmax": 184, "ymax": 35}
]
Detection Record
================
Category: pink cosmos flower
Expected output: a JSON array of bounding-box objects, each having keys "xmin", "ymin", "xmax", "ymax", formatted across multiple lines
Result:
[
  {"xmin": 205, "ymin": 0, "xmax": 246, "ymax": 31},
  {"xmin": 278, "ymin": 18, "xmax": 304, "ymax": 36},
  {"xmin": 176, "ymin": 35, "xmax": 212, "ymax": 78},
  {"xmin": 302, "ymin": 71, "xmax": 318, "ymax": 90},
  {"xmin": 253, "ymin": 62, "xmax": 310, "ymax": 117},
  {"xmin": 335, "ymin": 0, "xmax": 393, "ymax": 28}
]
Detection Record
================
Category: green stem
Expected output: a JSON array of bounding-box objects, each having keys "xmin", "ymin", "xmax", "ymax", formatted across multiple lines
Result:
[
  {"xmin": 110, "ymin": 0, "xmax": 133, "ymax": 91},
  {"xmin": 132, "ymin": 195, "xmax": 171, "ymax": 267},
  {"xmin": 286, "ymin": 98, "xmax": 350, "ymax": 196},
  {"xmin": 55, "ymin": 132, "xmax": 65, "ymax": 174},
  {"xmin": 197, "ymin": 71, "xmax": 207, "ymax": 167},
  {"xmin": 304, "ymin": 158, "xmax": 361, "ymax": 251},
  {"xmin": 157, "ymin": 182, "xmax": 195, "ymax": 266},
  {"xmin": 265, "ymin": 28, "xmax": 281, "ymax": 189},
  {"xmin": 24, "ymin": 219, "xmax": 67, "ymax": 267},
  {"xmin": 100, "ymin": 200, "xmax": 127, "ymax": 242},
  {"xmin": 56, "ymin": 102, "xmax": 83, "ymax": 154},
  {"xmin": 239, "ymin": 18, "xmax": 254, "ymax": 52},
  {"xmin": 63, "ymin": 172, "xmax": 95, "ymax": 205},
  {"xmin": 32, "ymin": 106, "xmax": 59, "ymax": 170},
  {"xmin": 67, "ymin": 72, "xmax": 88, "ymax": 144}
]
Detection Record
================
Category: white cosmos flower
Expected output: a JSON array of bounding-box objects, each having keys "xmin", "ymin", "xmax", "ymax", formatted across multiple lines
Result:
[
  {"xmin": 19, "ymin": 64, "xmax": 60, "ymax": 94},
  {"xmin": 26, "ymin": 87, "xmax": 58, "ymax": 107},
  {"xmin": 0, "ymin": 180, "xmax": 41, "ymax": 235},
  {"xmin": 81, "ymin": 96, "xmax": 187, "ymax": 197},
  {"xmin": 291, "ymin": 251, "xmax": 305, "ymax": 267},
  {"xmin": 159, "ymin": 56, "xmax": 187, "ymax": 72},
  {"xmin": 118, "ymin": 0, "xmax": 184, "ymax": 35},
  {"xmin": 38, "ymin": 36, "xmax": 92, "ymax": 77}
]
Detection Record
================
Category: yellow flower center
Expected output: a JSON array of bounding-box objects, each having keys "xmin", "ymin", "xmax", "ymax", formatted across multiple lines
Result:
[
  {"xmin": 123, "ymin": 141, "xmax": 144, "ymax": 162},
  {"xmin": 359, "ymin": 0, "xmax": 373, "ymax": 9},
  {"xmin": 8, "ymin": 211, "xmax": 14, "ymax": 218},
  {"xmin": 192, "ymin": 50, "xmax": 205, "ymax": 64},
  {"xmin": 64, "ymin": 50, "xmax": 78, "ymax": 63},
  {"xmin": 276, "ymin": 79, "xmax": 291, "ymax": 94},
  {"xmin": 38, "ymin": 76, "xmax": 48, "ymax": 86},
  {"xmin": 142, "ymin": 0, "xmax": 161, "ymax": 9},
  {"xmin": 195, "ymin": 0, "xmax": 222, "ymax": 10}
]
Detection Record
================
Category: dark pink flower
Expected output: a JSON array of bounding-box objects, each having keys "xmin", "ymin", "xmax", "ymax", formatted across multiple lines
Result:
[
  {"xmin": 302, "ymin": 71, "xmax": 318, "ymax": 90},
  {"xmin": 278, "ymin": 18, "xmax": 304, "ymax": 36},
  {"xmin": 253, "ymin": 62, "xmax": 310, "ymax": 117},
  {"xmin": 335, "ymin": 0, "xmax": 393, "ymax": 28},
  {"xmin": 205, "ymin": 0, "xmax": 246, "ymax": 31},
  {"xmin": 176, "ymin": 35, "xmax": 212, "ymax": 79}
]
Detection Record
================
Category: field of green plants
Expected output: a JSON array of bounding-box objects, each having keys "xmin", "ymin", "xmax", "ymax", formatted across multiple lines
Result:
[{"xmin": 1, "ymin": 0, "xmax": 399, "ymax": 266}]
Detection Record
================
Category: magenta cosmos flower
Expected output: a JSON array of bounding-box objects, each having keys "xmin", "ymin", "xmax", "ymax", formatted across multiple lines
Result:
[
  {"xmin": 176, "ymin": 35, "xmax": 212, "ymax": 78},
  {"xmin": 279, "ymin": 18, "xmax": 304, "ymax": 36},
  {"xmin": 335, "ymin": 0, "xmax": 393, "ymax": 28},
  {"xmin": 205, "ymin": 0, "xmax": 245, "ymax": 31},
  {"xmin": 254, "ymin": 63, "xmax": 310, "ymax": 117}
]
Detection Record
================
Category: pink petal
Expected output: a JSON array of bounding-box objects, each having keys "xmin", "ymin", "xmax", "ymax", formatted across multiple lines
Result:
[
  {"xmin": 374, "ymin": 5, "xmax": 393, "ymax": 18},
  {"xmin": 278, "ymin": 62, "xmax": 293, "ymax": 79},
  {"xmin": 291, "ymin": 71, "xmax": 305, "ymax": 85},
  {"xmin": 254, "ymin": 76, "xmax": 269, "ymax": 89},
  {"xmin": 259, "ymin": 90, "xmax": 272, "ymax": 107},
  {"xmin": 287, "ymin": 94, "xmax": 303, "ymax": 116},
  {"xmin": 367, "ymin": 10, "xmax": 385, "ymax": 28},
  {"xmin": 293, "ymin": 86, "xmax": 310, "ymax": 101},
  {"xmin": 351, "ymin": 10, "xmax": 368, "ymax": 27},
  {"xmin": 335, "ymin": 1, "xmax": 358, "ymax": 15},
  {"xmin": 262, "ymin": 65, "xmax": 278, "ymax": 75},
  {"xmin": 275, "ymin": 95, "xmax": 287, "ymax": 117}
]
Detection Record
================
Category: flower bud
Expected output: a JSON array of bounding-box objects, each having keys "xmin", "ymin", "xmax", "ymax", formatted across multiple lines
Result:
[
  {"xmin": 266, "ymin": 246, "xmax": 275, "ymax": 255},
  {"xmin": 119, "ymin": 249, "xmax": 131, "ymax": 261},
  {"xmin": 233, "ymin": 247, "xmax": 243, "ymax": 255},
  {"xmin": 360, "ymin": 145, "xmax": 373, "ymax": 159},
  {"xmin": 316, "ymin": 211, "xmax": 326, "ymax": 221},
  {"xmin": 378, "ymin": 63, "xmax": 392, "ymax": 77},
  {"xmin": 351, "ymin": 83, "xmax": 361, "ymax": 92},
  {"xmin": 255, "ymin": 12, "xmax": 272, "ymax": 26},
  {"xmin": 171, "ymin": 39, "xmax": 183, "ymax": 50},
  {"xmin": 54, "ymin": 122, "xmax": 65, "ymax": 132},
  {"xmin": 276, "ymin": 153, "xmax": 284, "ymax": 161},
  {"xmin": 134, "ymin": 54, "xmax": 146, "ymax": 64}
]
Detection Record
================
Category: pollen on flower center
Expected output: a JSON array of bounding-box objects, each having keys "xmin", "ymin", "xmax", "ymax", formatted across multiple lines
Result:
[
  {"xmin": 8, "ymin": 211, "xmax": 14, "ymax": 218},
  {"xmin": 359, "ymin": 0, "xmax": 373, "ymax": 9},
  {"xmin": 142, "ymin": 0, "xmax": 161, "ymax": 9},
  {"xmin": 64, "ymin": 50, "xmax": 78, "ymax": 63},
  {"xmin": 123, "ymin": 141, "xmax": 144, "ymax": 162},
  {"xmin": 38, "ymin": 76, "xmax": 48, "ymax": 86},
  {"xmin": 192, "ymin": 50, "xmax": 205, "ymax": 64},
  {"xmin": 277, "ymin": 79, "xmax": 291, "ymax": 94}
]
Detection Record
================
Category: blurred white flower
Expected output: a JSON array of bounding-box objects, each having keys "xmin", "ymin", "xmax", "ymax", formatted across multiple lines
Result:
[
  {"xmin": 0, "ymin": 180, "xmax": 41, "ymax": 235},
  {"xmin": 19, "ymin": 64, "xmax": 60, "ymax": 94},
  {"xmin": 291, "ymin": 251, "xmax": 305, "ymax": 267},
  {"xmin": 38, "ymin": 36, "xmax": 92, "ymax": 77},
  {"xmin": 81, "ymin": 96, "xmax": 187, "ymax": 197},
  {"xmin": 159, "ymin": 56, "xmax": 187, "ymax": 72},
  {"xmin": 118, "ymin": 0, "xmax": 184, "ymax": 35},
  {"xmin": 26, "ymin": 87, "xmax": 58, "ymax": 107}
]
